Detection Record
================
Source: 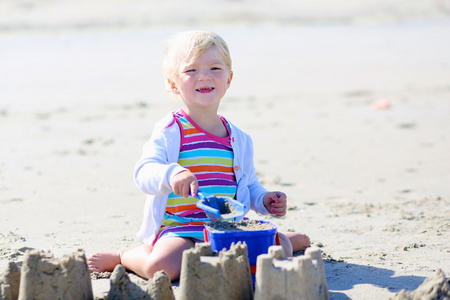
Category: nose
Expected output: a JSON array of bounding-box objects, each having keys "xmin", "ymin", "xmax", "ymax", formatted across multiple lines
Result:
[{"xmin": 198, "ymin": 69, "xmax": 211, "ymax": 81}]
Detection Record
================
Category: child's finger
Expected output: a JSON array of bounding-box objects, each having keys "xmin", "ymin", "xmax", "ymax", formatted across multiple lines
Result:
[
  {"xmin": 270, "ymin": 202, "xmax": 285, "ymax": 208},
  {"xmin": 272, "ymin": 193, "xmax": 286, "ymax": 203},
  {"xmin": 271, "ymin": 199, "xmax": 286, "ymax": 208},
  {"xmin": 190, "ymin": 181, "xmax": 198, "ymax": 197},
  {"xmin": 182, "ymin": 181, "xmax": 192, "ymax": 198},
  {"xmin": 183, "ymin": 182, "xmax": 195, "ymax": 198},
  {"xmin": 270, "ymin": 204, "xmax": 286, "ymax": 215},
  {"xmin": 273, "ymin": 210, "xmax": 286, "ymax": 217}
]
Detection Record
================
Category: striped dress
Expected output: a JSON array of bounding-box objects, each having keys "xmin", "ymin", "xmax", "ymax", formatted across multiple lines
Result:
[{"xmin": 153, "ymin": 109, "xmax": 237, "ymax": 244}]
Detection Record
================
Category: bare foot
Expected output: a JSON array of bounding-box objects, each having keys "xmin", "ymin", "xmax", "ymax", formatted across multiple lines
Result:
[
  {"xmin": 285, "ymin": 232, "xmax": 311, "ymax": 252},
  {"xmin": 88, "ymin": 250, "xmax": 126, "ymax": 273}
]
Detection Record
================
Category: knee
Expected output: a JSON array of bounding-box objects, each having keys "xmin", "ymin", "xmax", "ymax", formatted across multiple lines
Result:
[
  {"xmin": 141, "ymin": 257, "xmax": 165, "ymax": 279},
  {"xmin": 142, "ymin": 256, "xmax": 182, "ymax": 281},
  {"xmin": 277, "ymin": 232, "xmax": 293, "ymax": 257}
]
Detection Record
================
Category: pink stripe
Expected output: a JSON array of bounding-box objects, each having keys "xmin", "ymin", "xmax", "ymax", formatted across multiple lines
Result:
[
  {"xmin": 195, "ymin": 173, "xmax": 235, "ymax": 181},
  {"xmin": 184, "ymin": 134, "xmax": 209, "ymax": 143},
  {"xmin": 184, "ymin": 130, "xmax": 228, "ymax": 144},
  {"xmin": 177, "ymin": 209, "xmax": 203, "ymax": 217},
  {"xmin": 153, "ymin": 230, "xmax": 164, "ymax": 246},
  {"xmin": 162, "ymin": 118, "xmax": 176, "ymax": 131},
  {"xmin": 174, "ymin": 117, "xmax": 185, "ymax": 152}
]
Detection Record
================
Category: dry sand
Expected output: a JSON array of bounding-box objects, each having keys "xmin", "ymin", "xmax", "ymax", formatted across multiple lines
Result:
[
  {"xmin": 1, "ymin": 1, "xmax": 449, "ymax": 299},
  {"xmin": 207, "ymin": 220, "xmax": 275, "ymax": 232}
]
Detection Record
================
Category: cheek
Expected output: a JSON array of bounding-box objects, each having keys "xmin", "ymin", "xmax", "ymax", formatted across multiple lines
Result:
[{"xmin": 216, "ymin": 74, "xmax": 229, "ymax": 83}]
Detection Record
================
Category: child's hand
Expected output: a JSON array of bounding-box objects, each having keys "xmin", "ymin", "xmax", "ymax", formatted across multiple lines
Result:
[
  {"xmin": 170, "ymin": 170, "xmax": 198, "ymax": 198},
  {"xmin": 263, "ymin": 191, "xmax": 287, "ymax": 217}
]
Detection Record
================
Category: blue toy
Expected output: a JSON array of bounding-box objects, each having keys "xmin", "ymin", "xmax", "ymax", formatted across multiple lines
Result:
[{"xmin": 195, "ymin": 190, "xmax": 245, "ymax": 220}]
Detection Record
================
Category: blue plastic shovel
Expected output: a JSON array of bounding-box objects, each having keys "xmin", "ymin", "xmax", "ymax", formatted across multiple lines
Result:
[{"xmin": 195, "ymin": 190, "xmax": 245, "ymax": 220}]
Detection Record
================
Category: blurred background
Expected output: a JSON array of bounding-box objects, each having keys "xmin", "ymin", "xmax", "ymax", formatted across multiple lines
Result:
[{"xmin": 1, "ymin": 0, "xmax": 449, "ymax": 112}]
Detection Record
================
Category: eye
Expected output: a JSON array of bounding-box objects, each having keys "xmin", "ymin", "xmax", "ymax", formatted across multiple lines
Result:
[
  {"xmin": 211, "ymin": 67, "xmax": 222, "ymax": 71},
  {"xmin": 185, "ymin": 69, "xmax": 196, "ymax": 73}
]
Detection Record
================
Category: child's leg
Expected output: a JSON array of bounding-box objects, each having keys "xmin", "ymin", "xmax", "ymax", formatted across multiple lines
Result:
[
  {"xmin": 121, "ymin": 237, "xmax": 194, "ymax": 281},
  {"xmin": 88, "ymin": 236, "xmax": 195, "ymax": 281},
  {"xmin": 276, "ymin": 232, "xmax": 311, "ymax": 257},
  {"xmin": 277, "ymin": 232, "xmax": 293, "ymax": 257},
  {"xmin": 284, "ymin": 232, "xmax": 311, "ymax": 252},
  {"xmin": 88, "ymin": 249, "xmax": 128, "ymax": 273}
]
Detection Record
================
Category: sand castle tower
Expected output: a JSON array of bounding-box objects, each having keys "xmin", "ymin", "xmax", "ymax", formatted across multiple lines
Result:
[
  {"xmin": 0, "ymin": 262, "xmax": 21, "ymax": 300},
  {"xmin": 390, "ymin": 269, "xmax": 450, "ymax": 300},
  {"xmin": 254, "ymin": 246, "xmax": 329, "ymax": 300},
  {"xmin": 179, "ymin": 242, "xmax": 253, "ymax": 300},
  {"xmin": 107, "ymin": 264, "xmax": 175, "ymax": 300},
  {"xmin": 17, "ymin": 249, "xmax": 93, "ymax": 300}
]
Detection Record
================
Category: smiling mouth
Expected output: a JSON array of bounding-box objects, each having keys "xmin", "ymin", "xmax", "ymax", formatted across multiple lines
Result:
[{"xmin": 196, "ymin": 87, "xmax": 215, "ymax": 93}]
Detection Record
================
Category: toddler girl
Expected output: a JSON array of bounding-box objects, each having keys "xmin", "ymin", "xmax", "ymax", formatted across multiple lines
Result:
[{"xmin": 88, "ymin": 31, "xmax": 310, "ymax": 281}]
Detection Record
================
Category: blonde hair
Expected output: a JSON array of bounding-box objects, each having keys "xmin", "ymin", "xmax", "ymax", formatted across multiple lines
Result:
[{"xmin": 162, "ymin": 31, "xmax": 232, "ymax": 93}]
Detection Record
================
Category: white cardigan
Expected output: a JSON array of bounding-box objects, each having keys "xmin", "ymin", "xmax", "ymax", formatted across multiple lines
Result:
[{"xmin": 134, "ymin": 112, "xmax": 270, "ymax": 245}]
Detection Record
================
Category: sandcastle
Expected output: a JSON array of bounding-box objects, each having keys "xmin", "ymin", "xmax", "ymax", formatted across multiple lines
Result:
[
  {"xmin": 107, "ymin": 264, "xmax": 174, "ymax": 300},
  {"xmin": 389, "ymin": 268, "xmax": 450, "ymax": 300},
  {"xmin": 17, "ymin": 249, "xmax": 93, "ymax": 300},
  {"xmin": 254, "ymin": 246, "xmax": 329, "ymax": 300},
  {"xmin": 178, "ymin": 242, "xmax": 329, "ymax": 300},
  {"xmin": 0, "ymin": 262, "xmax": 21, "ymax": 300},
  {"xmin": 178, "ymin": 242, "xmax": 253, "ymax": 300},
  {"xmin": 1, "ymin": 244, "xmax": 330, "ymax": 300},
  {"xmin": 0, "ymin": 249, "xmax": 175, "ymax": 300}
]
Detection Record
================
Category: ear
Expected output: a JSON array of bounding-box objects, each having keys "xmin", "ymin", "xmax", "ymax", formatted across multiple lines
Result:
[
  {"xmin": 168, "ymin": 78, "xmax": 179, "ymax": 94},
  {"xmin": 227, "ymin": 71, "xmax": 233, "ymax": 87}
]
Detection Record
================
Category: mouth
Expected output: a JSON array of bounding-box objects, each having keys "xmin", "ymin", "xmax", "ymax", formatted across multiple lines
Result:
[{"xmin": 196, "ymin": 87, "xmax": 215, "ymax": 93}]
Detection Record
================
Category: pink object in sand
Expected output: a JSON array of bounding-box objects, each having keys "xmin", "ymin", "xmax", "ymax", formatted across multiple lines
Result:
[{"xmin": 371, "ymin": 99, "xmax": 391, "ymax": 110}]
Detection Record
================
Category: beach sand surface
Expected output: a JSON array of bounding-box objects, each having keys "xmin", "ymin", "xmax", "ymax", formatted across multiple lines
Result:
[{"xmin": 1, "ymin": 1, "xmax": 449, "ymax": 299}]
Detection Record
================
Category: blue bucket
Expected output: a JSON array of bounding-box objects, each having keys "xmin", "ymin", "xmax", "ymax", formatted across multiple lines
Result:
[{"xmin": 204, "ymin": 220, "xmax": 279, "ymax": 285}]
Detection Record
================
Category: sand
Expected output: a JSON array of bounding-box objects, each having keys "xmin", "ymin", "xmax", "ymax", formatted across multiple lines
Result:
[
  {"xmin": 1, "ymin": 1, "xmax": 449, "ymax": 299},
  {"xmin": 216, "ymin": 198, "xmax": 239, "ymax": 218},
  {"xmin": 199, "ymin": 196, "xmax": 243, "ymax": 219},
  {"xmin": 207, "ymin": 220, "xmax": 275, "ymax": 232}
]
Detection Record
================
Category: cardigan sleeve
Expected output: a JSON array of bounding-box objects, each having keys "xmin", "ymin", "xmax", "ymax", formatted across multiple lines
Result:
[
  {"xmin": 134, "ymin": 115, "xmax": 186, "ymax": 196},
  {"xmin": 245, "ymin": 136, "xmax": 270, "ymax": 215}
]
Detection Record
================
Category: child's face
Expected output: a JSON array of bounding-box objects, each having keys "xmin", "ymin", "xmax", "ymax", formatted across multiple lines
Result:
[{"xmin": 169, "ymin": 45, "xmax": 233, "ymax": 113}]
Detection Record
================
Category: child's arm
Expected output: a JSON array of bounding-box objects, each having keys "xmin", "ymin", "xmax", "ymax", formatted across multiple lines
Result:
[
  {"xmin": 239, "ymin": 132, "xmax": 287, "ymax": 217},
  {"xmin": 134, "ymin": 115, "xmax": 187, "ymax": 196}
]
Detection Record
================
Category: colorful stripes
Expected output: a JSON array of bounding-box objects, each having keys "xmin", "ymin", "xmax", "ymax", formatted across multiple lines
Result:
[
  {"xmin": 156, "ymin": 110, "xmax": 238, "ymax": 243},
  {"xmin": 154, "ymin": 224, "xmax": 206, "ymax": 244},
  {"xmin": 174, "ymin": 111, "xmax": 237, "ymax": 200}
]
